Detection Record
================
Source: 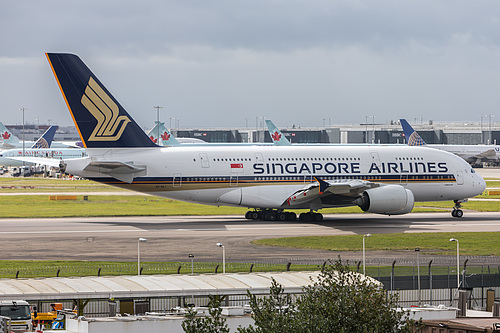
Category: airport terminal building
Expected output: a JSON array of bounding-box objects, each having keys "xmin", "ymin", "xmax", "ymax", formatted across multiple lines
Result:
[{"xmin": 6, "ymin": 120, "xmax": 500, "ymax": 145}]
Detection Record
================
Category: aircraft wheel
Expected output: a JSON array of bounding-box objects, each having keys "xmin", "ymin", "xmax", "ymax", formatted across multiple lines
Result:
[
  {"xmin": 287, "ymin": 212, "xmax": 297, "ymax": 221},
  {"xmin": 264, "ymin": 211, "xmax": 277, "ymax": 221},
  {"xmin": 452, "ymin": 209, "xmax": 463, "ymax": 218},
  {"xmin": 245, "ymin": 211, "xmax": 253, "ymax": 220},
  {"xmin": 277, "ymin": 212, "xmax": 287, "ymax": 221},
  {"xmin": 299, "ymin": 213, "xmax": 312, "ymax": 222},
  {"xmin": 313, "ymin": 213, "xmax": 323, "ymax": 222},
  {"xmin": 250, "ymin": 211, "xmax": 260, "ymax": 220}
]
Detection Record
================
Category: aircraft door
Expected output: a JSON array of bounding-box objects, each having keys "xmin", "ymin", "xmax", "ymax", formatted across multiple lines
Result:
[
  {"xmin": 173, "ymin": 173, "xmax": 182, "ymax": 188},
  {"xmin": 400, "ymin": 174, "xmax": 408, "ymax": 185},
  {"xmin": 455, "ymin": 171, "xmax": 464, "ymax": 185},
  {"xmin": 254, "ymin": 153, "xmax": 264, "ymax": 163},
  {"xmin": 199, "ymin": 153, "xmax": 210, "ymax": 168},
  {"xmin": 230, "ymin": 174, "xmax": 238, "ymax": 187}
]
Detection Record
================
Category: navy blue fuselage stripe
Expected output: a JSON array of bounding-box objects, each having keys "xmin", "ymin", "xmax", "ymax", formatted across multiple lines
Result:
[{"xmin": 86, "ymin": 173, "xmax": 456, "ymax": 185}]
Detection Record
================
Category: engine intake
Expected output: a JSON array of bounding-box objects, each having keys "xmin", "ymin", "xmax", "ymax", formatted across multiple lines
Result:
[{"xmin": 357, "ymin": 185, "xmax": 414, "ymax": 215}]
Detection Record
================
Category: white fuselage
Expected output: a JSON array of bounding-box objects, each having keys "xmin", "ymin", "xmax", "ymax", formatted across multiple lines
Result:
[
  {"xmin": 0, "ymin": 148, "xmax": 88, "ymax": 166},
  {"xmin": 427, "ymin": 144, "xmax": 500, "ymax": 164},
  {"xmin": 64, "ymin": 145, "xmax": 485, "ymax": 210}
]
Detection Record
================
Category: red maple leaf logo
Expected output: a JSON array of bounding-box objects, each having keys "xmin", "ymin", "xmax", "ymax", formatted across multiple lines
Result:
[
  {"xmin": 161, "ymin": 132, "xmax": 170, "ymax": 141},
  {"xmin": 149, "ymin": 135, "xmax": 158, "ymax": 143},
  {"xmin": 271, "ymin": 131, "xmax": 281, "ymax": 141},
  {"xmin": 1, "ymin": 131, "xmax": 10, "ymax": 140}
]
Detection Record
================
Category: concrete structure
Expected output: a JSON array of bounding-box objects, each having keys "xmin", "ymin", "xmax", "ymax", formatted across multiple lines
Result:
[{"xmin": 5, "ymin": 120, "xmax": 500, "ymax": 145}]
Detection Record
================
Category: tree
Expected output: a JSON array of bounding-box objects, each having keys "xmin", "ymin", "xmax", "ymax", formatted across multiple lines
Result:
[
  {"xmin": 182, "ymin": 296, "xmax": 230, "ymax": 333},
  {"xmin": 238, "ymin": 259, "xmax": 418, "ymax": 333}
]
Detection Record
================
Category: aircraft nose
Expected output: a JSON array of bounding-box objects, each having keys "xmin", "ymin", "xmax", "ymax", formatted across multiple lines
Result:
[{"xmin": 478, "ymin": 174, "xmax": 486, "ymax": 192}]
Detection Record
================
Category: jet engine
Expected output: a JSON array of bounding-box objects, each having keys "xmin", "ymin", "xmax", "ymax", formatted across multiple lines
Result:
[{"xmin": 357, "ymin": 185, "xmax": 414, "ymax": 215}]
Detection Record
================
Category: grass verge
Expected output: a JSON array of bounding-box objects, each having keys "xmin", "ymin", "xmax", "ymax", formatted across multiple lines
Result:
[{"xmin": 251, "ymin": 232, "xmax": 500, "ymax": 256}]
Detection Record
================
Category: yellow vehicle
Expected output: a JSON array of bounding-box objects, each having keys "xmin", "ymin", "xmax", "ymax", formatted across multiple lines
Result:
[{"xmin": 32, "ymin": 303, "xmax": 61, "ymax": 330}]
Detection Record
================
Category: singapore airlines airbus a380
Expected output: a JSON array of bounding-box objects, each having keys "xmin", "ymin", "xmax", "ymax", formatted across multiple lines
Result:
[{"xmin": 37, "ymin": 53, "xmax": 485, "ymax": 221}]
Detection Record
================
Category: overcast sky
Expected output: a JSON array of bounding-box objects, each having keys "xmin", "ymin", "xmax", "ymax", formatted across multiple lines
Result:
[{"xmin": 1, "ymin": 1, "xmax": 500, "ymax": 129}]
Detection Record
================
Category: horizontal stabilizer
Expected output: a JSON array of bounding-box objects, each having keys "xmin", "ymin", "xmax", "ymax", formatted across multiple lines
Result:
[{"xmin": 83, "ymin": 161, "xmax": 146, "ymax": 183}]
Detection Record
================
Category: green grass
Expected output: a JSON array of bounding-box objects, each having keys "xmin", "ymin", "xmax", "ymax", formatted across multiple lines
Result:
[
  {"xmin": 0, "ymin": 260, "xmax": 319, "ymax": 278},
  {"xmin": 252, "ymin": 232, "xmax": 500, "ymax": 256},
  {"xmin": 0, "ymin": 176, "xmax": 499, "ymax": 218},
  {"xmin": 0, "ymin": 195, "xmax": 249, "ymax": 218},
  {"xmin": 0, "ymin": 195, "xmax": 499, "ymax": 218}
]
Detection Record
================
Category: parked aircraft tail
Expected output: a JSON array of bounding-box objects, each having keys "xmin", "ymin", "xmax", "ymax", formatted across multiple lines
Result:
[
  {"xmin": 265, "ymin": 120, "xmax": 291, "ymax": 146},
  {"xmin": 147, "ymin": 121, "xmax": 180, "ymax": 146},
  {"xmin": 46, "ymin": 53, "xmax": 157, "ymax": 149},
  {"xmin": 31, "ymin": 125, "xmax": 58, "ymax": 148},
  {"xmin": 0, "ymin": 122, "xmax": 20, "ymax": 146},
  {"xmin": 400, "ymin": 119, "xmax": 426, "ymax": 146}
]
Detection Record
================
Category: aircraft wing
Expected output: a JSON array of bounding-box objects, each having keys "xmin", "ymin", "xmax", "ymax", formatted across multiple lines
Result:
[
  {"xmin": 475, "ymin": 148, "xmax": 497, "ymax": 159},
  {"xmin": 284, "ymin": 177, "xmax": 378, "ymax": 207}
]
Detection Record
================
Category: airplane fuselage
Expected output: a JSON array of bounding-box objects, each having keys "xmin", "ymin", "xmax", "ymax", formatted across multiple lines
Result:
[{"xmin": 65, "ymin": 145, "xmax": 485, "ymax": 210}]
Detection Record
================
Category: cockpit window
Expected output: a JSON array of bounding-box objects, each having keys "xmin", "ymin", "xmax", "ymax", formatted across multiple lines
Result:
[{"xmin": 471, "ymin": 169, "xmax": 475, "ymax": 173}]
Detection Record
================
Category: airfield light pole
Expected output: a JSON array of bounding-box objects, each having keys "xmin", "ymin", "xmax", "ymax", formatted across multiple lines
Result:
[
  {"xmin": 449, "ymin": 238, "xmax": 460, "ymax": 290},
  {"xmin": 362, "ymin": 234, "xmax": 371, "ymax": 275},
  {"xmin": 20, "ymin": 108, "xmax": 27, "ymax": 163},
  {"xmin": 415, "ymin": 247, "xmax": 421, "ymax": 305},
  {"xmin": 188, "ymin": 254, "xmax": 195, "ymax": 274},
  {"xmin": 154, "ymin": 106, "xmax": 163, "ymax": 143},
  {"xmin": 216, "ymin": 243, "xmax": 225, "ymax": 273},
  {"xmin": 137, "ymin": 238, "xmax": 147, "ymax": 275}
]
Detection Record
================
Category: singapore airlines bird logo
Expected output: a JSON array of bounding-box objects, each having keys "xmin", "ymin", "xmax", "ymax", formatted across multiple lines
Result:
[{"xmin": 81, "ymin": 77, "xmax": 131, "ymax": 141}]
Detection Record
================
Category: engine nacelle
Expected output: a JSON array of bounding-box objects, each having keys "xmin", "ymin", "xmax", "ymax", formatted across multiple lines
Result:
[{"xmin": 357, "ymin": 185, "xmax": 414, "ymax": 215}]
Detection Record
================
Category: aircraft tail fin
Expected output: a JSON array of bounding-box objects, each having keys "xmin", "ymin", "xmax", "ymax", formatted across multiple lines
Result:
[
  {"xmin": 400, "ymin": 119, "xmax": 426, "ymax": 146},
  {"xmin": 31, "ymin": 125, "xmax": 58, "ymax": 148},
  {"xmin": 0, "ymin": 122, "xmax": 20, "ymax": 145},
  {"xmin": 46, "ymin": 53, "xmax": 157, "ymax": 149},
  {"xmin": 147, "ymin": 121, "xmax": 180, "ymax": 146},
  {"xmin": 265, "ymin": 120, "xmax": 291, "ymax": 146}
]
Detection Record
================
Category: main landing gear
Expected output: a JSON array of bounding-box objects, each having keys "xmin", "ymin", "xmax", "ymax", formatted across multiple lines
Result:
[
  {"xmin": 451, "ymin": 200, "xmax": 464, "ymax": 218},
  {"xmin": 244, "ymin": 210, "xmax": 324, "ymax": 222},
  {"xmin": 245, "ymin": 210, "xmax": 297, "ymax": 221}
]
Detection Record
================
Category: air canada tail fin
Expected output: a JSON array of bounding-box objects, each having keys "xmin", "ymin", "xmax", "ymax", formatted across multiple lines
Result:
[
  {"xmin": 147, "ymin": 121, "xmax": 180, "ymax": 146},
  {"xmin": 400, "ymin": 119, "xmax": 426, "ymax": 146},
  {"xmin": 0, "ymin": 122, "xmax": 19, "ymax": 145},
  {"xmin": 46, "ymin": 53, "xmax": 157, "ymax": 149},
  {"xmin": 31, "ymin": 125, "xmax": 58, "ymax": 148},
  {"xmin": 265, "ymin": 120, "xmax": 291, "ymax": 146}
]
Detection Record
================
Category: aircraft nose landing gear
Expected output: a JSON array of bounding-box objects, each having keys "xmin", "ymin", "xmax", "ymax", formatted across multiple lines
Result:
[{"xmin": 452, "ymin": 200, "xmax": 464, "ymax": 218}]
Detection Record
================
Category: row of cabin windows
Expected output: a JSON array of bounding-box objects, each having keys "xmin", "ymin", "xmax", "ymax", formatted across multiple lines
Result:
[
  {"xmin": 183, "ymin": 175, "xmax": 450, "ymax": 182},
  {"xmin": 208, "ymin": 156, "xmax": 425, "ymax": 163}
]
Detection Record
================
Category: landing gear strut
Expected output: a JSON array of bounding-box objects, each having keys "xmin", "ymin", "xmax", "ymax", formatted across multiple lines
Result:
[{"xmin": 451, "ymin": 200, "xmax": 464, "ymax": 218}]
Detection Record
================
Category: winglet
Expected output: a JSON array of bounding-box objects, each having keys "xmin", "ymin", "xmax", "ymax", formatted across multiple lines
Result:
[
  {"xmin": 46, "ymin": 53, "xmax": 158, "ymax": 149},
  {"xmin": 31, "ymin": 125, "xmax": 58, "ymax": 148},
  {"xmin": 400, "ymin": 119, "xmax": 426, "ymax": 146},
  {"xmin": 314, "ymin": 177, "xmax": 330, "ymax": 195},
  {"xmin": 265, "ymin": 120, "xmax": 291, "ymax": 146}
]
